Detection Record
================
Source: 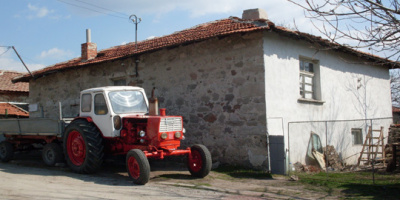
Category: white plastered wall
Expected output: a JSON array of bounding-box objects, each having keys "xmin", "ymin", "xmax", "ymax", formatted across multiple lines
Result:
[{"xmin": 262, "ymin": 31, "xmax": 393, "ymax": 170}]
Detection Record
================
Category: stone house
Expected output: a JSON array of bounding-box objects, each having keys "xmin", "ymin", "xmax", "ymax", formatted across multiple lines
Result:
[{"xmin": 14, "ymin": 9, "xmax": 398, "ymax": 173}]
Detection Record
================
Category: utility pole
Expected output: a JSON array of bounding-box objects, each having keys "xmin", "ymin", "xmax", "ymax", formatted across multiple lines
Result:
[
  {"xmin": 129, "ymin": 14, "xmax": 141, "ymax": 77},
  {"xmin": 11, "ymin": 46, "xmax": 34, "ymax": 78},
  {"xmin": 129, "ymin": 14, "xmax": 141, "ymax": 50}
]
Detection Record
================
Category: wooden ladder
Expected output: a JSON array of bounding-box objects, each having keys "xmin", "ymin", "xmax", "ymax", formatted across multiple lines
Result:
[{"xmin": 357, "ymin": 126, "xmax": 386, "ymax": 167}]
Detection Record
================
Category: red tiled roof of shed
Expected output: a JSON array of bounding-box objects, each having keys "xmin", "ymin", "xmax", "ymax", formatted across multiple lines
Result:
[
  {"xmin": 0, "ymin": 103, "xmax": 29, "ymax": 117},
  {"xmin": 13, "ymin": 16, "xmax": 400, "ymax": 82},
  {"xmin": 0, "ymin": 70, "xmax": 29, "ymax": 92}
]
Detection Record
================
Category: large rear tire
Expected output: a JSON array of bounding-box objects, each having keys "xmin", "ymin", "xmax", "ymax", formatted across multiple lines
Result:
[
  {"xmin": 63, "ymin": 119, "xmax": 104, "ymax": 173},
  {"xmin": 0, "ymin": 141, "xmax": 13, "ymax": 162},
  {"xmin": 42, "ymin": 143, "xmax": 64, "ymax": 166},
  {"xmin": 187, "ymin": 144, "xmax": 212, "ymax": 178},
  {"xmin": 126, "ymin": 149, "xmax": 150, "ymax": 185}
]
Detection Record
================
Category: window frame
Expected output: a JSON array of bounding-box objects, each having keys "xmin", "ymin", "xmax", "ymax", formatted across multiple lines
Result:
[
  {"xmin": 298, "ymin": 56, "xmax": 324, "ymax": 104},
  {"xmin": 81, "ymin": 93, "xmax": 92, "ymax": 113},
  {"xmin": 351, "ymin": 128, "xmax": 363, "ymax": 145},
  {"xmin": 94, "ymin": 93, "xmax": 108, "ymax": 115}
]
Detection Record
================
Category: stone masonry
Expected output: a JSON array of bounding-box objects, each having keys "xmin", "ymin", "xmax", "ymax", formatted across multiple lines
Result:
[{"xmin": 29, "ymin": 31, "xmax": 269, "ymax": 169}]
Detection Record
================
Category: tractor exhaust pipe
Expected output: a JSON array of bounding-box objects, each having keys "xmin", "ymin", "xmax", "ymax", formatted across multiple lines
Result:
[{"xmin": 149, "ymin": 87, "xmax": 159, "ymax": 116}]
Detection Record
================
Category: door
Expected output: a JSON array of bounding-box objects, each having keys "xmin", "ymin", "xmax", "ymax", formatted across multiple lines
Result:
[
  {"xmin": 91, "ymin": 93, "xmax": 113, "ymax": 137},
  {"xmin": 269, "ymin": 135, "xmax": 285, "ymax": 174}
]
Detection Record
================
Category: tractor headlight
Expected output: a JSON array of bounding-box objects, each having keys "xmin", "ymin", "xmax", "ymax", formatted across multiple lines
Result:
[
  {"xmin": 174, "ymin": 132, "xmax": 181, "ymax": 139},
  {"xmin": 139, "ymin": 130, "xmax": 146, "ymax": 137},
  {"xmin": 113, "ymin": 115, "xmax": 122, "ymax": 130},
  {"xmin": 160, "ymin": 133, "xmax": 168, "ymax": 140}
]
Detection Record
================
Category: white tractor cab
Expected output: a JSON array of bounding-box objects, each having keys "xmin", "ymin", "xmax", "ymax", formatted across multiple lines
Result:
[{"xmin": 79, "ymin": 86, "xmax": 149, "ymax": 138}]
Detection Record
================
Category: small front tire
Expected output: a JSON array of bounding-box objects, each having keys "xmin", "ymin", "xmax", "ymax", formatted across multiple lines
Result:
[
  {"xmin": 126, "ymin": 149, "xmax": 150, "ymax": 185},
  {"xmin": 0, "ymin": 141, "xmax": 14, "ymax": 162},
  {"xmin": 42, "ymin": 143, "xmax": 64, "ymax": 166},
  {"xmin": 188, "ymin": 144, "xmax": 212, "ymax": 178}
]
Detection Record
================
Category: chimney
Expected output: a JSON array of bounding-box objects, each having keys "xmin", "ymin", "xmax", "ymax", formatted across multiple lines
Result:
[
  {"xmin": 242, "ymin": 8, "xmax": 268, "ymax": 20},
  {"xmin": 81, "ymin": 29, "xmax": 97, "ymax": 61}
]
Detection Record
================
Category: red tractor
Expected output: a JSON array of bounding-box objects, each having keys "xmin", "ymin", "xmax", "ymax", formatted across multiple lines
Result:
[{"xmin": 0, "ymin": 86, "xmax": 212, "ymax": 185}]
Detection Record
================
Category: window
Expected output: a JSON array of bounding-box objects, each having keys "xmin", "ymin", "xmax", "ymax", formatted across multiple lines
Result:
[
  {"xmin": 299, "ymin": 57, "xmax": 321, "ymax": 101},
  {"xmin": 352, "ymin": 128, "xmax": 363, "ymax": 145},
  {"xmin": 108, "ymin": 90, "xmax": 148, "ymax": 114},
  {"xmin": 94, "ymin": 94, "xmax": 108, "ymax": 115},
  {"xmin": 307, "ymin": 132, "xmax": 323, "ymax": 159},
  {"xmin": 81, "ymin": 94, "xmax": 92, "ymax": 112},
  {"xmin": 113, "ymin": 79, "xmax": 126, "ymax": 86}
]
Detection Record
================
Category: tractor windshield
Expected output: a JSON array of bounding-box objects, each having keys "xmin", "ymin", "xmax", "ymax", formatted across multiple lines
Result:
[{"xmin": 108, "ymin": 90, "xmax": 148, "ymax": 114}]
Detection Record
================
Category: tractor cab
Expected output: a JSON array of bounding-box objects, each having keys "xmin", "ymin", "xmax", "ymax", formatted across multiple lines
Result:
[{"xmin": 79, "ymin": 86, "xmax": 149, "ymax": 138}]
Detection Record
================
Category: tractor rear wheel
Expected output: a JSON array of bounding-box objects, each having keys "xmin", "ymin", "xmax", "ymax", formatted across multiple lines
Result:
[
  {"xmin": 0, "ymin": 141, "xmax": 13, "ymax": 162},
  {"xmin": 42, "ymin": 143, "xmax": 64, "ymax": 166},
  {"xmin": 126, "ymin": 149, "xmax": 150, "ymax": 185},
  {"xmin": 187, "ymin": 144, "xmax": 212, "ymax": 178},
  {"xmin": 64, "ymin": 119, "xmax": 104, "ymax": 173}
]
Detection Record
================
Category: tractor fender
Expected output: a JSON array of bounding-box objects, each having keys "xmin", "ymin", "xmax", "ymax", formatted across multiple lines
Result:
[{"xmin": 64, "ymin": 117, "xmax": 104, "ymax": 138}]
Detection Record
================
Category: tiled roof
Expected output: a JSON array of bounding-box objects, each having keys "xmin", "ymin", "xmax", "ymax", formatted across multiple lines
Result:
[
  {"xmin": 0, "ymin": 70, "xmax": 29, "ymax": 92},
  {"xmin": 0, "ymin": 103, "xmax": 29, "ymax": 117},
  {"xmin": 13, "ymin": 16, "xmax": 400, "ymax": 82}
]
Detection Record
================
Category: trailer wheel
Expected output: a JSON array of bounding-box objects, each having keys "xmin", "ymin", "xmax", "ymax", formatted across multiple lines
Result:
[
  {"xmin": 64, "ymin": 119, "xmax": 104, "ymax": 173},
  {"xmin": 42, "ymin": 143, "xmax": 64, "ymax": 166},
  {"xmin": 0, "ymin": 141, "xmax": 13, "ymax": 162},
  {"xmin": 126, "ymin": 149, "xmax": 150, "ymax": 185},
  {"xmin": 188, "ymin": 144, "xmax": 212, "ymax": 178}
]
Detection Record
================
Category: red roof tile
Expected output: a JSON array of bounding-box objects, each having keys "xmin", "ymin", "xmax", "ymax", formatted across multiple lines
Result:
[
  {"xmin": 13, "ymin": 17, "xmax": 400, "ymax": 82},
  {"xmin": 0, "ymin": 103, "xmax": 29, "ymax": 117},
  {"xmin": 0, "ymin": 71, "xmax": 29, "ymax": 92}
]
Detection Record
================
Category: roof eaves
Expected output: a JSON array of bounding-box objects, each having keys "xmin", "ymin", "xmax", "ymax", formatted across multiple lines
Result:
[{"xmin": 270, "ymin": 26, "xmax": 400, "ymax": 69}]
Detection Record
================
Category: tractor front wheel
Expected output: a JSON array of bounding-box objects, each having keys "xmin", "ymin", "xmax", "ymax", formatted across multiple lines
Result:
[
  {"xmin": 0, "ymin": 141, "xmax": 13, "ymax": 162},
  {"xmin": 42, "ymin": 143, "xmax": 64, "ymax": 166},
  {"xmin": 126, "ymin": 149, "xmax": 150, "ymax": 185},
  {"xmin": 187, "ymin": 144, "xmax": 212, "ymax": 178}
]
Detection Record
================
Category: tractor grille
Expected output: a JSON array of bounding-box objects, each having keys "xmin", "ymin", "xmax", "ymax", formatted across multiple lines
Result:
[{"xmin": 159, "ymin": 117, "xmax": 182, "ymax": 132}]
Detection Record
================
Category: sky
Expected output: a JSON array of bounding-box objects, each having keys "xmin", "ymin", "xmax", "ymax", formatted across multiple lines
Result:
[{"xmin": 0, "ymin": 0, "xmax": 314, "ymax": 73}]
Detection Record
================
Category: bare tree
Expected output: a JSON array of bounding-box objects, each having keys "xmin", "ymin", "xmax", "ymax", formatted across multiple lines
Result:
[{"xmin": 289, "ymin": 0, "xmax": 400, "ymax": 61}]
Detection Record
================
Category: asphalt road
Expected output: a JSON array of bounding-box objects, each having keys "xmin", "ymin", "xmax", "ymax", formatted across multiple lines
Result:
[{"xmin": 0, "ymin": 152, "xmax": 260, "ymax": 200}]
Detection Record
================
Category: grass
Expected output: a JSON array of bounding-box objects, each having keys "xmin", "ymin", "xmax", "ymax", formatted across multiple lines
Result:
[
  {"xmin": 294, "ymin": 171, "xmax": 400, "ymax": 199},
  {"xmin": 214, "ymin": 165, "xmax": 272, "ymax": 179}
]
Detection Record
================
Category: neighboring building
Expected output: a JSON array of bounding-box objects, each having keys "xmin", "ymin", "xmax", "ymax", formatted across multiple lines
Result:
[
  {"xmin": 14, "ymin": 9, "xmax": 397, "ymax": 173},
  {"xmin": 0, "ymin": 103, "xmax": 29, "ymax": 118},
  {"xmin": 0, "ymin": 70, "xmax": 29, "ymax": 117}
]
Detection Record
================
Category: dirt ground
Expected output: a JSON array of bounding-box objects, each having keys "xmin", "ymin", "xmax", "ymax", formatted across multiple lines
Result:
[{"xmin": 0, "ymin": 151, "xmax": 339, "ymax": 200}]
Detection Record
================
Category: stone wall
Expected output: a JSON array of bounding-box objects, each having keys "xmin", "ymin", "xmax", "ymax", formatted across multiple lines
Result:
[
  {"xmin": 0, "ymin": 92, "xmax": 28, "ymax": 103},
  {"xmin": 29, "ymin": 32, "xmax": 269, "ymax": 169},
  {"xmin": 388, "ymin": 125, "xmax": 400, "ymax": 144}
]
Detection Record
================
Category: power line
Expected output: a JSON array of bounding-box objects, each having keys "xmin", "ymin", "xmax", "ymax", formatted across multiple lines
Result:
[
  {"xmin": 73, "ymin": 0, "xmax": 128, "ymax": 18},
  {"xmin": 0, "ymin": 47, "xmax": 11, "ymax": 57},
  {"xmin": 57, "ymin": 0, "xmax": 129, "ymax": 20}
]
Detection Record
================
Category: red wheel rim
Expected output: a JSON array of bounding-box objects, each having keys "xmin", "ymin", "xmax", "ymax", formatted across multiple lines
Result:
[
  {"xmin": 189, "ymin": 149, "xmax": 203, "ymax": 172},
  {"xmin": 128, "ymin": 156, "xmax": 140, "ymax": 179},
  {"xmin": 67, "ymin": 130, "xmax": 86, "ymax": 166}
]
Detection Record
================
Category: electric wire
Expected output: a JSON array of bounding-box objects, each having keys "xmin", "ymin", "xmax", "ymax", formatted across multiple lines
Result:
[
  {"xmin": 0, "ymin": 47, "xmax": 11, "ymax": 57},
  {"xmin": 57, "ymin": 0, "xmax": 129, "ymax": 20},
  {"xmin": 73, "ymin": 0, "xmax": 129, "ymax": 18}
]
